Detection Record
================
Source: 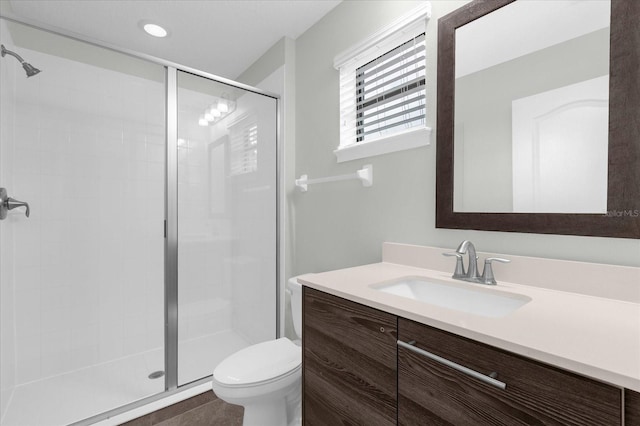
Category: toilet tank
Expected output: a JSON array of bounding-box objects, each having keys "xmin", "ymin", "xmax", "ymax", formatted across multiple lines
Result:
[{"xmin": 287, "ymin": 277, "xmax": 303, "ymax": 338}]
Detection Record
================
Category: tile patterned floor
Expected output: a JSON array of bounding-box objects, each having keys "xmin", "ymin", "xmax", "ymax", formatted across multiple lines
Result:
[{"xmin": 122, "ymin": 392, "xmax": 243, "ymax": 426}]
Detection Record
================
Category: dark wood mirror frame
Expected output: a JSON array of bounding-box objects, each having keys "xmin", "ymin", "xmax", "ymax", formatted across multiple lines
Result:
[{"xmin": 436, "ymin": 0, "xmax": 639, "ymax": 239}]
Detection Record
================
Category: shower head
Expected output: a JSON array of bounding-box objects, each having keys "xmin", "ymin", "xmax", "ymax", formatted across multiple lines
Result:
[
  {"xmin": 1, "ymin": 44, "xmax": 41, "ymax": 78},
  {"xmin": 22, "ymin": 62, "xmax": 41, "ymax": 77}
]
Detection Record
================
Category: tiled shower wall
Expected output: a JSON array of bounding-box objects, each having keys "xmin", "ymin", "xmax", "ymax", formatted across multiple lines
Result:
[
  {"xmin": 1, "ymin": 45, "xmax": 165, "ymax": 386},
  {"xmin": 0, "ymin": 20, "xmax": 17, "ymax": 420}
]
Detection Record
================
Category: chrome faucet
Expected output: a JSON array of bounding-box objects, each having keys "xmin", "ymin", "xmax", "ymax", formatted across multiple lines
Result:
[
  {"xmin": 456, "ymin": 240, "xmax": 479, "ymax": 281},
  {"xmin": 443, "ymin": 240, "xmax": 510, "ymax": 285}
]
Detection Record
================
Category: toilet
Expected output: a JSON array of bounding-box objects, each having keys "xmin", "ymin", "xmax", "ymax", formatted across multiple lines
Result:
[{"xmin": 212, "ymin": 277, "xmax": 303, "ymax": 426}]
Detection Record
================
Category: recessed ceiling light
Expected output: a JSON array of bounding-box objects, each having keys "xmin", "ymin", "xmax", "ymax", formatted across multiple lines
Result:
[
  {"xmin": 144, "ymin": 23, "xmax": 167, "ymax": 37},
  {"xmin": 139, "ymin": 20, "xmax": 169, "ymax": 38}
]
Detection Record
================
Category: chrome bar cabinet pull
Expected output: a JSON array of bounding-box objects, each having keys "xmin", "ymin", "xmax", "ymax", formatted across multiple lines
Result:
[{"xmin": 397, "ymin": 339, "xmax": 507, "ymax": 390}]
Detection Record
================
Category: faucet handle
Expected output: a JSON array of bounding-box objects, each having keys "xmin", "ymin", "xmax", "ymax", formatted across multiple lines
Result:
[
  {"xmin": 443, "ymin": 252, "xmax": 466, "ymax": 278},
  {"xmin": 481, "ymin": 258, "xmax": 511, "ymax": 285},
  {"xmin": 486, "ymin": 257, "xmax": 510, "ymax": 263}
]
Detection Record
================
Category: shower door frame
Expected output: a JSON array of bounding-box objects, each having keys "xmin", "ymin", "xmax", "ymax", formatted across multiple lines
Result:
[
  {"xmin": 0, "ymin": 12, "xmax": 282, "ymax": 424},
  {"xmin": 165, "ymin": 67, "xmax": 179, "ymax": 391}
]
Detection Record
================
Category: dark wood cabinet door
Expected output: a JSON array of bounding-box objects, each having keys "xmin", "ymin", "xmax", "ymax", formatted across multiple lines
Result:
[
  {"xmin": 398, "ymin": 318, "xmax": 621, "ymax": 426},
  {"xmin": 627, "ymin": 389, "xmax": 640, "ymax": 426},
  {"xmin": 303, "ymin": 287, "xmax": 397, "ymax": 426}
]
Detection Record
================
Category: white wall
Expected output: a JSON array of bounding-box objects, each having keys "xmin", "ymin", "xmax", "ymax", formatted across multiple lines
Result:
[
  {"xmin": 0, "ymin": 44, "xmax": 165, "ymax": 387},
  {"xmin": 292, "ymin": 0, "xmax": 640, "ymax": 274}
]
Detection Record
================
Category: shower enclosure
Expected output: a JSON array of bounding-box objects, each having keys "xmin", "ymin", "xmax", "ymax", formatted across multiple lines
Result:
[{"xmin": 0, "ymin": 16, "xmax": 278, "ymax": 426}]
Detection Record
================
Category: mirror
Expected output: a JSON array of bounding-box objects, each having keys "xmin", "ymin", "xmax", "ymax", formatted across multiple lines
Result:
[
  {"xmin": 454, "ymin": 0, "xmax": 610, "ymax": 213},
  {"xmin": 436, "ymin": 0, "xmax": 639, "ymax": 238}
]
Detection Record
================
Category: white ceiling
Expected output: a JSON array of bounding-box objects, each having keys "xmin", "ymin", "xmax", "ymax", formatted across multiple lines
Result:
[{"xmin": 3, "ymin": 0, "xmax": 341, "ymax": 79}]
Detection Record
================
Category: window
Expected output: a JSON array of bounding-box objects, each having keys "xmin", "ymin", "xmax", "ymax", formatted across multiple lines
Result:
[
  {"xmin": 334, "ymin": 3, "xmax": 431, "ymax": 163},
  {"xmin": 229, "ymin": 115, "xmax": 258, "ymax": 175}
]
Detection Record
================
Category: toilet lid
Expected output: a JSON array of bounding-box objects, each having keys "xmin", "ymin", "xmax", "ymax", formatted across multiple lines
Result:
[{"xmin": 214, "ymin": 338, "xmax": 301, "ymax": 386}]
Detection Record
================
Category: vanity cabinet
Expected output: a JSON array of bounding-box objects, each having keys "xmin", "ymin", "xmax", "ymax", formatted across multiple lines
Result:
[
  {"xmin": 627, "ymin": 389, "xmax": 640, "ymax": 425},
  {"xmin": 303, "ymin": 288, "xmax": 629, "ymax": 425},
  {"xmin": 398, "ymin": 318, "xmax": 621, "ymax": 425},
  {"xmin": 302, "ymin": 287, "xmax": 398, "ymax": 425}
]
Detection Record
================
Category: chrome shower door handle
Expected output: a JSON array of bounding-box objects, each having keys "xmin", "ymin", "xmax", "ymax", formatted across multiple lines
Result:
[{"xmin": 0, "ymin": 187, "xmax": 30, "ymax": 219}]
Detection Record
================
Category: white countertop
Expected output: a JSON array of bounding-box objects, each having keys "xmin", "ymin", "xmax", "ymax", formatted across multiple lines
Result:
[{"xmin": 298, "ymin": 244, "xmax": 640, "ymax": 392}]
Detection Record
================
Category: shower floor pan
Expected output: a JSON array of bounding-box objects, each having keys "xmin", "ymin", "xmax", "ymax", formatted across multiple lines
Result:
[{"xmin": 0, "ymin": 330, "xmax": 249, "ymax": 426}]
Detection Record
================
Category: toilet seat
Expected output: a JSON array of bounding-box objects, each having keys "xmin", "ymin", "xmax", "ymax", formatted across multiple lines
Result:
[{"xmin": 213, "ymin": 338, "xmax": 301, "ymax": 388}]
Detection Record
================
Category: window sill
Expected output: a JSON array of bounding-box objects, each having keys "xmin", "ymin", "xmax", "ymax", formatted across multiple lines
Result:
[{"xmin": 333, "ymin": 127, "xmax": 432, "ymax": 163}]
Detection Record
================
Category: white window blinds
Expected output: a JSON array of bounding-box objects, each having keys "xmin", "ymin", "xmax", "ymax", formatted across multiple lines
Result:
[
  {"xmin": 337, "ymin": 29, "xmax": 427, "ymax": 149},
  {"xmin": 355, "ymin": 33, "xmax": 426, "ymax": 143},
  {"xmin": 229, "ymin": 116, "xmax": 258, "ymax": 176}
]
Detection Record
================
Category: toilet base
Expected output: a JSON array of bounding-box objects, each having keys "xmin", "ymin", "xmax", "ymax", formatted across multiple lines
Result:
[
  {"xmin": 242, "ymin": 398, "xmax": 287, "ymax": 426},
  {"xmin": 241, "ymin": 398, "xmax": 300, "ymax": 426},
  {"xmin": 286, "ymin": 393, "xmax": 301, "ymax": 426},
  {"xmin": 213, "ymin": 366, "xmax": 301, "ymax": 426}
]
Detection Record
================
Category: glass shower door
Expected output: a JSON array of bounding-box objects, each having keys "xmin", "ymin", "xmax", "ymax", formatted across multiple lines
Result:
[{"xmin": 175, "ymin": 71, "xmax": 277, "ymax": 385}]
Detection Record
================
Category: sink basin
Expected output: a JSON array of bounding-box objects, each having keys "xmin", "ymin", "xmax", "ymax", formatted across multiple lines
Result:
[{"xmin": 372, "ymin": 277, "xmax": 531, "ymax": 318}]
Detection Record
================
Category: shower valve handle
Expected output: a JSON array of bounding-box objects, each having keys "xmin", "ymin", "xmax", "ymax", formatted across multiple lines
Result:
[
  {"xmin": 6, "ymin": 197, "xmax": 30, "ymax": 217},
  {"xmin": 0, "ymin": 187, "xmax": 30, "ymax": 220}
]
